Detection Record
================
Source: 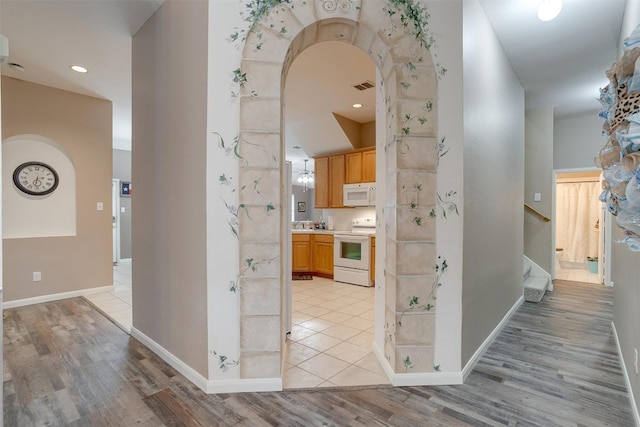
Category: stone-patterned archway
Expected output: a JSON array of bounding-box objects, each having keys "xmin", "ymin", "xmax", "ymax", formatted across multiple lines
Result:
[{"xmin": 235, "ymin": 0, "xmax": 439, "ymax": 381}]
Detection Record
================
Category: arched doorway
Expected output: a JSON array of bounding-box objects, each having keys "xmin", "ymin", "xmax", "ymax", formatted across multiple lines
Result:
[{"xmin": 235, "ymin": 1, "xmax": 440, "ymax": 382}]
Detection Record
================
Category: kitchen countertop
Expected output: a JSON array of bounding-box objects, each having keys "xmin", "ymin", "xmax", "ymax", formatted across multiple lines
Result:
[
  {"xmin": 291, "ymin": 229, "xmax": 376, "ymax": 236},
  {"xmin": 291, "ymin": 229, "xmax": 337, "ymax": 234}
]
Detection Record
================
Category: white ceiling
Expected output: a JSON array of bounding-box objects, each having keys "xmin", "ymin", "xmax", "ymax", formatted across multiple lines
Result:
[{"xmin": 0, "ymin": 0, "xmax": 628, "ymax": 172}]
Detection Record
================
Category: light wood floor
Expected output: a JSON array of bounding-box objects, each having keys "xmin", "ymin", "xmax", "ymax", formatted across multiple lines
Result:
[{"xmin": 3, "ymin": 280, "xmax": 636, "ymax": 426}]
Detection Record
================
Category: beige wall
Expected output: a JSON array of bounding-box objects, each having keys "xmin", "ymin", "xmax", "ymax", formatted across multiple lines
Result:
[
  {"xmin": 462, "ymin": 0, "xmax": 525, "ymax": 365},
  {"xmin": 2, "ymin": 77, "xmax": 112, "ymax": 301},
  {"xmin": 524, "ymin": 108, "xmax": 553, "ymax": 272},
  {"xmin": 132, "ymin": 0, "xmax": 209, "ymax": 376}
]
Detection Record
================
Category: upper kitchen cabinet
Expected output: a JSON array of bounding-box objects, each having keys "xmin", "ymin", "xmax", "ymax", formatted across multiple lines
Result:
[
  {"xmin": 314, "ymin": 156, "xmax": 329, "ymax": 208},
  {"xmin": 345, "ymin": 147, "xmax": 376, "ymax": 184},
  {"xmin": 314, "ymin": 153, "xmax": 345, "ymax": 208},
  {"xmin": 329, "ymin": 155, "xmax": 345, "ymax": 208}
]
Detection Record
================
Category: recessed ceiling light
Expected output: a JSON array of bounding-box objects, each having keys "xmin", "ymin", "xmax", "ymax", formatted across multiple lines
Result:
[
  {"xmin": 352, "ymin": 103, "xmax": 363, "ymax": 108},
  {"xmin": 70, "ymin": 65, "xmax": 88, "ymax": 73},
  {"xmin": 538, "ymin": 0, "xmax": 562, "ymax": 21},
  {"xmin": 8, "ymin": 62, "xmax": 25, "ymax": 72}
]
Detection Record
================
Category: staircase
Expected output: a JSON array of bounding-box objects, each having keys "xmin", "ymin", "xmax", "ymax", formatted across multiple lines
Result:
[{"xmin": 523, "ymin": 258, "xmax": 551, "ymax": 303}]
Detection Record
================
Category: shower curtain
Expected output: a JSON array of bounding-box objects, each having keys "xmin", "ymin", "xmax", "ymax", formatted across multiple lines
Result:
[{"xmin": 556, "ymin": 181, "xmax": 601, "ymax": 264}]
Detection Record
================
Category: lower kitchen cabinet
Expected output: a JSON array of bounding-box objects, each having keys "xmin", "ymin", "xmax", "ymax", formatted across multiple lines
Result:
[
  {"xmin": 292, "ymin": 234, "xmax": 312, "ymax": 273},
  {"xmin": 313, "ymin": 234, "xmax": 334, "ymax": 278}
]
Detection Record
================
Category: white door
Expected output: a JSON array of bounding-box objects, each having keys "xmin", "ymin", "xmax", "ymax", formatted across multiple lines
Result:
[{"xmin": 112, "ymin": 179, "xmax": 120, "ymax": 264}]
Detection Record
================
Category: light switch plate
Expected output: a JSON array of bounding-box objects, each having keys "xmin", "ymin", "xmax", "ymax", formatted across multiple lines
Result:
[
  {"xmin": 534, "ymin": 193, "xmax": 541, "ymax": 202},
  {"xmin": 97, "ymin": 202, "xmax": 104, "ymax": 211}
]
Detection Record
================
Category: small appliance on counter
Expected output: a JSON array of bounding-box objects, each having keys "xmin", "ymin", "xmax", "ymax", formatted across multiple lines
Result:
[{"xmin": 333, "ymin": 217, "xmax": 376, "ymax": 286}]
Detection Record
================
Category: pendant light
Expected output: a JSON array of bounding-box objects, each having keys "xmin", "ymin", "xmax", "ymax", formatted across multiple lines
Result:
[{"xmin": 297, "ymin": 159, "xmax": 314, "ymax": 191}]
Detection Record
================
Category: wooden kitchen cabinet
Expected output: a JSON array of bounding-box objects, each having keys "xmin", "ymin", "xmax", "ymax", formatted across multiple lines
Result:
[
  {"xmin": 313, "ymin": 234, "xmax": 334, "ymax": 278},
  {"xmin": 362, "ymin": 149, "xmax": 376, "ymax": 182},
  {"xmin": 329, "ymin": 155, "xmax": 345, "ymax": 208},
  {"xmin": 345, "ymin": 152, "xmax": 363, "ymax": 184},
  {"xmin": 345, "ymin": 148, "xmax": 376, "ymax": 184},
  {"xmin": 314, "ymin": 156, "xmax": 329, "ymax": 208},
  {"xmin": 314, "ymin": 153, "xmax": 345, "ymax": 208},
  {"xmin": 292, "ymin": 234, "xmax": 312, "ymax": 273},
  {"xmin": 370, "ymin": 236, "xmax": 376, "ymax": 284},
  {"xmin": 315, "ymin": 148, "xmax": 373, "ymax": 208}
]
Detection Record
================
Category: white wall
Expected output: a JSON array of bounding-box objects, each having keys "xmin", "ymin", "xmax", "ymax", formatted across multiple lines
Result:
[
  {"xmin": 206, "ymin": 0, "xmax": 243, "ymax": 381},
  {"xmin": 461, "ymin": 0, "xmax": 525, "ymax": 366},
  {"xmin": 429, "ymin": 0, "xmax": 465, "ymax": 372},
  {"xmin": 554, "ymin": 113, "xmax": 607, "ymax": 170}
]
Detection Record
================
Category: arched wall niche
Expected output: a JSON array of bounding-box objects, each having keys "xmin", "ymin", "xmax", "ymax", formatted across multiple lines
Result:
[
  {"xmin": 234, "ymin": 0, "xmax": 439, "ymax": 380},
  {"xmin": 2, "ymin": 134, "xmax": 77, "ymax": 239}
]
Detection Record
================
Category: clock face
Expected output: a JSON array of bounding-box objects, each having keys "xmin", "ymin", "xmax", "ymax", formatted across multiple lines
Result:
[{"xmin": 13, "ymin": 161, "xmax": 59, "ymax": 196}]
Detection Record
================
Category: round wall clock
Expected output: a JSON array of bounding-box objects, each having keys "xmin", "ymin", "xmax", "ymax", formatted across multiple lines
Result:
[{"xmin": 13, "ymin": 161, "xmax": 59, "ymax": 196}]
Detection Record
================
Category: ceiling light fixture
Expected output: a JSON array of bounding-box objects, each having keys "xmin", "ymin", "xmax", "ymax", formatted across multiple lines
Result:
[
  {"xmin": 537, "ymin": 0, "xmax": 562, "ymax": 22},
  {"xmin": 352, "ymin": 103, "xmax": 363, "ymax": 108},
  {"xmin": 70, "ymin": 65, "xmax": 88, "ymax": 73},
  {"xmin": 297, "ymin": 159, "xmax": 314, "ymax": 192}
]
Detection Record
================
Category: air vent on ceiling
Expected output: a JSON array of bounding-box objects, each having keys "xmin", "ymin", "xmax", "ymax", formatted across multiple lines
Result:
[{"xmin": 352, "ymin": 80, "xmax": 375, "ymax": 91}]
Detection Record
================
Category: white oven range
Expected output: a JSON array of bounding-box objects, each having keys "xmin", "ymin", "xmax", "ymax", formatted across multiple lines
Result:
[{"xmin": 333, "ymin": 218, "xmax": 375, "ymax": 287}]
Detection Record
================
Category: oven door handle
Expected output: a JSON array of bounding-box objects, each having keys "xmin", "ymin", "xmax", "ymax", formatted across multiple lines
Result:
[{"xmin": 335, "ymin": 234, "xmax": 370, "ymax": 241}]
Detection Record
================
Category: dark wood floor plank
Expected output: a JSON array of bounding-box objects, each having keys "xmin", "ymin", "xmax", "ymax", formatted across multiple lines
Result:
[{"xmin": 3, "ymin": 281, "xmax": 637, "ymax": 426}]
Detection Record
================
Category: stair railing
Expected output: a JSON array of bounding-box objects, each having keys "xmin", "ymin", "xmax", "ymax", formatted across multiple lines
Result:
[{"xmin": 524, "ymin": 204, "xmax": 551, "ymax": 222}]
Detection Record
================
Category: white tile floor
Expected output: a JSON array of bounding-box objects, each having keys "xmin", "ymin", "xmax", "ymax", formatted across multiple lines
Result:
[
  {"xmin": 84, "ymin": 259, "xmax": 132, "ymax": 332},
  {"xmin": 555, "ymin": 264, "xmax": 601, "ymax": 284},
  {"xmin": 85, "ymin": 262, "xmax": 390, "ymax": 389},
  {"xmin": 283, "ymin": 276, "xmax": 389, "ymax": 389}
]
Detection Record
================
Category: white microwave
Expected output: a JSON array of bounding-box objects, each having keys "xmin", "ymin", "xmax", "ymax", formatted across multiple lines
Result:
[{"xmin": 343, "ymin": 183, "xmax": 376, "ymax": 207}]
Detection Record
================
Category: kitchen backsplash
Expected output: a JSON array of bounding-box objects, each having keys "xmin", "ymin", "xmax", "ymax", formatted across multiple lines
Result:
[{"xmin": 319, "ymin": 206, "xmax": 376, "ymax": 231}]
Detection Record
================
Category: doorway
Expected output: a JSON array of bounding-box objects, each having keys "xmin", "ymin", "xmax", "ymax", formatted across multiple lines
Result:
[
  {"xmin": 282, "ymin": 41, "xmax": 386, "ymax": 388},
  {"xmin": 554, "ymin": 170, "xmax": 603, "ymax": 284},
  {"xmin": 235, "ymin": 6, "xmax": 440, "ymax": 382}
]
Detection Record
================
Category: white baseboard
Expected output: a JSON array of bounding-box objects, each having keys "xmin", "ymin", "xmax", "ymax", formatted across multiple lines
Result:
[
  {"xmin": 611, "ymin": 321, "xmax": 640, "ymax": 427},
  {"xmin": 372, "ymin": 339, "xmax": 463, "ymax": 386},
  {"xmin": 374, "ymin": 294, "xmax": 522, "ymax": 386},
  {"xmin": 3, "ymin": 285, "xmax": 114, "ymax": 309},
  {"xmin": 131, "ymin": 327, "xmax": 283, "ymax": 394},
  {"xmin": 462, "ymin": 295, "xmax": 524, "ymax": 381},
  {"xmin": 372, "ymin": 341, "xmax": 395, "ymax": 382},
  {"xmin": 393, "ymin": 371, "xmax": 463, "ymax": 386},
  {"xmin": 206, "ymin": 377, "xmax": 282, "ymax": 394},
  {"xmin": 131, "ymin": 327, "xmax": 210, "ymax": 392}
]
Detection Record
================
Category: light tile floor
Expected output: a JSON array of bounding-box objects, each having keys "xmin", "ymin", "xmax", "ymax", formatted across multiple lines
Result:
[
  {"xmin": 84, "ymin": 263, "xmax": 390, "ymax": 389},
  {"xmin": 283, "ymin": 276, "xmax": 390, "ymax": 389},
  {"xmin": 555, "ymin": 266, "xmax": 601, "ymax": 284},
  {"xmin": 84, "ymin": 259, "xmax": 132, "ymax": 333}
]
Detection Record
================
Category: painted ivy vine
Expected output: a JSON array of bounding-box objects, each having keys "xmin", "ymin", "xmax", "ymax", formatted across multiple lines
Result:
[
  {"xmin": 243, "ymin": 255, "xmax": 279, "ymax": 275},
  {"xmin": 403, "ymin": 355, "xmax": 414, "ymax": 371},
  {"xmin": 430, "ymin": 191, "xmax": 459, "ymax": 219},
  {"xmin": 211, "ymin": 350, "xmax": 240, "ymax": 372},
  {"xmin": 398, "ymin": 256, "xmax": 448, "ymax": 326}
]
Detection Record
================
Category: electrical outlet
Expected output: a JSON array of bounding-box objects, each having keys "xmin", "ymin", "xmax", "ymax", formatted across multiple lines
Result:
[
  {"xmin": 635, "ymin": 348, "xmax": 638, "ymax": 374},
  {"xmin": 33, "ymin": 272, "xmax": 41, "ymax": 282}
]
